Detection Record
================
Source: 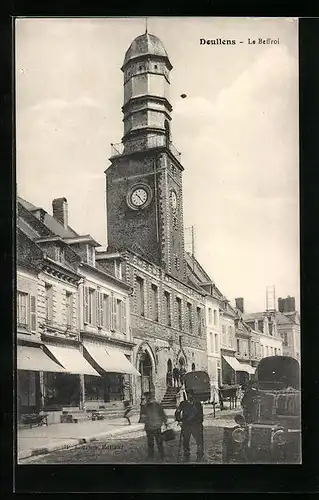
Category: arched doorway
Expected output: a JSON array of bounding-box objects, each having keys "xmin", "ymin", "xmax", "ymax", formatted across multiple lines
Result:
[
  {"xmin": 179, "ymin": 357, "xmax": 185, "ymax": 370},
  {"xmin": 139, "ymin": 351, "xmax": 153, "ymax": 396}
]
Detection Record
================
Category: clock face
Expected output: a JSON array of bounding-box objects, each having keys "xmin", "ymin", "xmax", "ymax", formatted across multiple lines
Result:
[
  {"xmin": 130, "ymin": 187, "xmax": 149, "ymax": 207},
  {"xmin": 171, "ymin": 190, "xmax": 177, "ymax": 210}
]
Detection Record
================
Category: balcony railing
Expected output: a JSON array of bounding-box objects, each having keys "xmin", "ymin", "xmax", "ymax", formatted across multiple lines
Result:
[{"xmin": 110, "ymin": 135, "xmax": 181, "ymax": 162}]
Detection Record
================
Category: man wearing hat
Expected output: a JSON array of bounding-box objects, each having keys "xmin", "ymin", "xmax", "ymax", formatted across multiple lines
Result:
[
  {"xmin": 175, "ymin": 388, "xmax": 204, "ymax": 462},
  {"xmin": 140, "ymin": 392, "xmax": 168, "ymax": 461}
]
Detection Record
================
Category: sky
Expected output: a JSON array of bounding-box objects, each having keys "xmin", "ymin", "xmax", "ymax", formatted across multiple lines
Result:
[{"xmin": 15, "ymin": 17, "xmax": 299, "ymax": 313}]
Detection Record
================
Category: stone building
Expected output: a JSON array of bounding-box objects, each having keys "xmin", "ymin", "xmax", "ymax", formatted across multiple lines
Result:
[
  {"xmin": 183, "ymin": 253, "xmax": 222, "ymax": 399},
  {"xmin": 243, "ymin": 310, "xmax": 283, "ymax": 359},
  {"xmin": 103, "ymin": 31, "xmax": 208, "ymax": 404},
  {"xmin": 17, "ymin": 196, "xmax": 139, "ymax": 421},
  {"xmin": 276, "ymin": 296, "xmax": 300, "ymax": 361}
]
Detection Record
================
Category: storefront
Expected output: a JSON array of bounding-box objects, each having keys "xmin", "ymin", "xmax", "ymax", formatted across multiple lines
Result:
[
  {"xmin": 42, "ymin": 343, "xmax": 100, "ymax": 410},
  {"xmin": 222, "ymin": 355, "xmax": 256, "ymax": 386},
  {"xmin": 16, "ymin": 344, "xmax": 66, "ymax": 418},
  {"xmin": 82, "ymin": 340, "xmax": 140, "ymax": 405}
]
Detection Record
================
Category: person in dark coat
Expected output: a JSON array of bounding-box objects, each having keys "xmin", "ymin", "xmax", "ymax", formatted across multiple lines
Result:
[
  {"xmin": 166, "ymin": 369, "xmax": 173, "ymax": 388},
  {"xmin": 173, "ymin": 366, "xmax": 180, "ymax": 388},
  {"xmin": 179, "ymin": 365, "xmax": 186, "ymax": 386},
  {"xmin": 241, "ymin": 380, "xmax": 258, "ymax": 423},
  {"xmin": 140, "ymin": 392, "xmax": 168, "ymax": 460},
  {"xmin": 175, "ymin": 388, "xmax": 204, "ymax": 462}
]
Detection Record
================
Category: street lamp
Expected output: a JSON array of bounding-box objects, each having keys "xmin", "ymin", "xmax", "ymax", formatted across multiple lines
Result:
[
  {"xmin": 155, "ymin": 336, "xmax": 174, "ymax": 367},
  {"xmin": 155, "ymin": 336, "xmax": 174, "ymax": 354}
]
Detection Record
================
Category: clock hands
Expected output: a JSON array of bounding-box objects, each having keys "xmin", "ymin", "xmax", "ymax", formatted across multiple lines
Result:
[{"xmin": 135, "ymin": 192, "xmax": 145, "ymax": 203}]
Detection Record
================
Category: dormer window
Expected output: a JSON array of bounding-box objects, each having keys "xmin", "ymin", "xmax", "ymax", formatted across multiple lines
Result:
[
  {"xmin": 55, "ymin": 246, "xmax": 64, "ymax": 263},
  {"xmin": 114, "ymin": 260, "xmax": 122, "ymax": 279},
  {"xmin": 86, "ymin": 245, "xmax": 95, "ymax": 266}
]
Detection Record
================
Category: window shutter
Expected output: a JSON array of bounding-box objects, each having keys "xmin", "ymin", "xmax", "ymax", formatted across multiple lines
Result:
[
  {"xmin": 111, "ymin": 295, "xmax": 116, "ymax": 331},
  {"xmin": 30, "ymin": 295, "xmax": 36, "ymax": 332},
  {"xmin": 99, "ymin": 292, "xmax": 103, "ymax": 327},
  {"xmin": 122, "ymin": 298, "xmax": 126, "ymax": 334},
  {"xmin": 103, "ymin": 294, "xmax": 110, "ymax": 330},
  {"xmin": 96, "ymin": 292, "xmax": 101, "ymax": 327},
  {"xmin": 84, "ymin": 286, "xmax": 89, "ymax": 323}
]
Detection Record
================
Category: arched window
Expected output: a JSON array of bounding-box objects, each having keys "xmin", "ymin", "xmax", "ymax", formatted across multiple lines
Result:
[{"xmin": 191, "ymin": 363, "xmax": 195, "ymax": 371}]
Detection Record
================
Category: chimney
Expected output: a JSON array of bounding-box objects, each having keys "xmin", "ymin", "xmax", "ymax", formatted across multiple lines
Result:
[
  {"xmin": 278, "ymin": 296, "xmax": 295, "ymax": 313},
  {"xmin": 235, "ymin": 297, "xmax": 244, "ymax": 313},
  {"xmin": 52, "ymin": 197, "xmax": 68, "ymax": 228}
]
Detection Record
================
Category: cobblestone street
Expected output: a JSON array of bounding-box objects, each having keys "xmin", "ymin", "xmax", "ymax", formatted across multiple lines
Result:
[{"xmin": 21, "ymin": 424, "xmax": 224, "ymax": 464}]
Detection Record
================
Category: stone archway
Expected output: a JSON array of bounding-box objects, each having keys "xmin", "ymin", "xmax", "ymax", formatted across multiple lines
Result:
[
  {"xmin": 179, "ymin": 357, "xmax": 185, "ymax": 369},
  {"xmin": 137, "ymin": 343, "xmax": 156, "ymax": 397},
  {"xmin": 176, "ymin": 348, "xmax": 188, "ymax": 371}
]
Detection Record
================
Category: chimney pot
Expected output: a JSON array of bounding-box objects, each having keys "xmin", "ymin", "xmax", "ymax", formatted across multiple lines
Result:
[
  {"xmin": 52, "ymin": 197, "xmax": 68, "ymax": 228},
  {"xmin": 235, "ymin": 297, "xmax": 244, "ymax": 314}
]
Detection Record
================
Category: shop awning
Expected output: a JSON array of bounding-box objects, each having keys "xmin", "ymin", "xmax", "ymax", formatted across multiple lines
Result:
[
  {"xmin": 44, "ymin": 344, "xmax": 100, "ymax": 377},
  {"xmin": 17, "ymin": 345, "xmax": 66, "ymax": 373},
  {"xmin": 83, "ymin": 342, "xmax": 141, "ymax": 376},
  {"xmin": 237, "ymin": 363, "xmax": 256, "ymax": 375},
  {"xmin": 223, "ymin": 355, "xmax": 256, "ymax": 375},
  {"xmin": 223, "ymin": 355, "xmax": 245, "ymax": 372}
]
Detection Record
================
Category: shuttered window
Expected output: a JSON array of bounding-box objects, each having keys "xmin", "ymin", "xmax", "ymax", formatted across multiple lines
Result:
[
  {"xmin": 96, "ymin": 291, "xmax": 104, "ymax": 328},
  {"xmin": 30, "ymin": 295, "xmax": 37, "ymax": 332},
  {"xmin": 66, "ymin": 292, "xmax": 73, "ymax": 328},
  {"xmin": 111, "ymin": 295, "xmax": 117, "ymax": 330},
  {"xmin": 45, "ymin": 284, "xmax": 53, "ymax": 323},
  {"xmin": 121, "ymin": 298, "xmax": 127, "ymax": 334},
  {"xmin": 102, "ymin": 294, "xmax": 110, "ymax": 329},
  {"xmin": 17, "ymin": 291, "xmax": 36, "ymax": 333},
  {"xmin": 83, "ymin": 286, "xmax": 89, "ymax": 324},
  {"xmin": 83, "ymin": 286, "xmax": 96, "ymax": 325},
  {"xmin": 17, "ymin": 291, "xmax": 28, "ymax": 327},
  {"xmin": 116, "ymin": 299, "xmax": 122, "ymax": 331}
]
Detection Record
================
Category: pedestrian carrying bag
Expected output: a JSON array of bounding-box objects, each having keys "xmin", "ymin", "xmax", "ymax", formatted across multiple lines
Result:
[{"xmin": 161, "ymin": 425, "xmax": 176, "ymax": 442}]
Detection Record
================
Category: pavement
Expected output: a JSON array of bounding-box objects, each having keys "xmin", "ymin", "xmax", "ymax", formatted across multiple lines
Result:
[{"xmin": 17, "ymin": 405, "xmax": 239, "ymax": 463}]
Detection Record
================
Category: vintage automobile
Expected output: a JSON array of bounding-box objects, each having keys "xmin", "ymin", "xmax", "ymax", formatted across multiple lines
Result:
[{"xmin": 222, "ymin": 356, "xmax": 301, "ymax": 463}]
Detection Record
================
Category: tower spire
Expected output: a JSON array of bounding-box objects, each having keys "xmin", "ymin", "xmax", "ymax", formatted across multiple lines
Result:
[{"xmin": 145, "ymin": 17, "xmax": 148, "ymax": 34}]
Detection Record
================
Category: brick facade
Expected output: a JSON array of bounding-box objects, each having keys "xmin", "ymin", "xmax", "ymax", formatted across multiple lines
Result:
[{"xmin": 99, "ymin": 251, "xmax": 208, "ymax": 403}]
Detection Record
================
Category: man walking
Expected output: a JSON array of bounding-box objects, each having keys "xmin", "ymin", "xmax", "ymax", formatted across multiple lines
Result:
[
  {"xmin": 179, "ymin": 364, "xmax": 186, "ymax": 386},
  {"xmin": 175, "ymin": 389, "xmax": 204, "ymax": 462},
  {"xmin": 140, "ymin": 392, "xmax": 168, "ymax": 461}
]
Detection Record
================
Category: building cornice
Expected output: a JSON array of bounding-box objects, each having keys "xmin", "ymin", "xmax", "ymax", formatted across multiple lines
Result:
[
  {"xmin": 80, "ymin": 330, "xmax": 136, "ymax": 348},
  {"xmin": 123, "ymin": 249, "xmax": 206, "ymax": 298},
  {"xmin": 79, "ymin": 262, "xmax": 132, "ymax": 292},
  {"xmin": 42, "ymin": 257, "xmax": 82, "ymax": 284}
]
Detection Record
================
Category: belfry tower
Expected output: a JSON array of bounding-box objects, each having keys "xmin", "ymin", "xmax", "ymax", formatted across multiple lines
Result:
[{"xmin": 105, "ymin": 32, "xmax": 187, "ymax": 282}]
